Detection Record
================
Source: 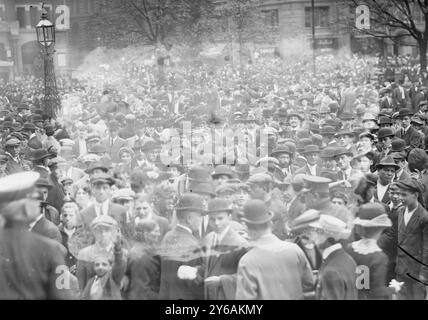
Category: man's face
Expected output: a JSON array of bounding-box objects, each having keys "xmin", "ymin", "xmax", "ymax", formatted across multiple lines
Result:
[
  {"xmin": 92, "ymin": 183, "xmax": 111, "ymax": 202},
  {"xmin": 134, "ymin": 200, "xmax": 152, "ymax": 219},
  {"xmin": 389, "ymin": 188, "xmax": 402, "ymax": 207},
  {"xmin": 401, "ymin": 116, "xmax": 411, "ymax": 128},
  {"xmin": 210, "ymin": 212, "xmax": 231, "ymax": 234},
  {"xmin": 289, "ymin": 116, "xmax": 301, "ymax": 128},
  {"xmin": 322, "ymin": 158, "xmax": 336, "ymax": 170},
  {"xmin": 93, "ymin": 257, "xmax": 112, "ymax": 277},
  {"xmin": 359, "ymin": 137, "xmax": 372, "ymax": 149},
  {"xmin": 36, "ymin": 186, "xmax": 49, "ymax": 201},
  {"xmin": 93, "ymin": 225, "xmax": 114, "ymax": 247},
  {"xmin": 359, "ymin": 156, "xmax": 372, "ymax": 172},
  {"xmin": 338, "ymin": 135, "xmax": 353, "ymax": 147},
  {"xmin": 399, "ymin": 189, "xmax": 418, "ymax": 207},
  {"xmin": 7, "ymin": 145, "xmax": 20, "ymax": 157},
  {"xmin": 378, "ymin": 167, "xmax": 396, "ymax": 185},
  {"xmin": 186, "ymin": 211, "xmax": 202, "ymax": 233},
  {"xmin": 331, "ymin": 197, "xmax": 345, "ymax": 206},
  {"xmin": 110, "ymin": 128, "xmax": 119, "ymax": 138},
  {"xmin": 306, "ymin": 152, "xmax": 319, "ymax": 166},
  {"xmin": 249, "ymin": 184, "xmax": 266, "ymax": 200},
  {"xmin": 277, "ymin": 153, "xmax": 290, "ymax": 167},
  {"xmin": 120, "ymin": 152, "xmax": 132, "ymax": 164},
  {"xmin": 380, "ymin": 136, "xmax": 392, "ymax": 149},
  {"xmin": 337, "ymin": 155, "xmax": 350, "ymax": 170},
  {"xmin": 61, "ymin": 207, "xmax": 77, "ymax": 228},
  {"xmin": 144, "ymin": 224, "xmax": 161, "ymax": 245},
  {"xmin": 146, "ymin": 151, "xmax": 158, "ymax": 162}
]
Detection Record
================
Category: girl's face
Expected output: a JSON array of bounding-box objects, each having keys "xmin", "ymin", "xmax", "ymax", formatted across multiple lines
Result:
[{"xmin": 121, "ymin": 152, "xmax": 132, "ymax": 164}]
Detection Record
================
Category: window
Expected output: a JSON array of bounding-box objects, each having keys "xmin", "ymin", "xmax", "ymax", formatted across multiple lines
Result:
[
  {"xmin": 262, "ymin": 9, "xmax": 279, "ymax": 27},
  {"xmin": 16, "ymin": 7, "xmax": 26, "ymax": 28},
  {"xmin": 305, "ymin": 6, "xmax": 330, "ymax": 28}
]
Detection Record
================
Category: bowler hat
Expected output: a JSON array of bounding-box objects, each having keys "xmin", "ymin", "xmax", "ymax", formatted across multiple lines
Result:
[
  {"xmin": 391, "ymin": 138, "xmax": 407, "ymax": 152},
  {"xmin": 176, "ymin": 193, "xmax": 206, "ymax": 214},
  {"xmin": 188, "ymin": 166, "xmax": 212, "ymax": 183},
  {"xmin": 333, "ymin": 147, "xmax": 353, "ymax": 158},
  {"xmin": 207, "ymin": 198, "xmax": 233, "ymax": 214},
  {"xmin": 189, "ymin": 181, "xmax": 216, "ymax": 197},
  {"xmin": 320, "ymin": 126, "xmax": 335, "ymax": 136},
  {"xmin": 320, "ymin": 146, "xmax": 338, "ymax": 159},
  {"xmin": 391, "ymin": 151, "xmax": 407, "ymax": 160},
  {"xmin": 242, "ymin": 199, "xmax": 273, "ymax": 225}
]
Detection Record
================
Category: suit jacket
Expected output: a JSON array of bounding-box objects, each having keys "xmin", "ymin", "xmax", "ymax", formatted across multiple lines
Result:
[
  {"xmin": 80, "ymin": 201, "xmax": 127, "ymax": 233},
  {"xmin": 203, "ymin": 227, "xmax": 248, "ymax": 300},
  {"xmin": 395, "ymin": 126, "xmax": 425, "ymax": 150},
  {"xmin": 31, "ymin": 216, "xmax": 62, "ymax": 244},
  {"xmin": 101, "ymin": 136, "xmax": 128, "ymax": 163},
  {"xmin": 379, "ymin": 97, "xmax": 395, "ymax": 111},
  {"xmin": 46, "ymin": 175, "xmax": 66, "ymax": 213},
  {"xmin": 235, "ymin": 234, "xmax": 314, "ymax": 300},
  {"xmin": 5, "ymin": 154, "xmax": 25, "ymax": 175},
  {"xmin": 0, "ymin": 221, "xmax": 70, "ymax": 299},
  {"xmin": 373, "ymin": 184, "xmax": 391, "ymax": 205},
  {"xmin": 158, "ymin": 225, "xmax": 205, "ymax": 300},
  {"xmin": 317, "ymin": 248, "xmax": 358, "ymax": 300},
  {"xmin": 392, "ymin": 86, "xmax": 409, "ymax": 110},
  {"xmin": 395, "ymin": 169, "xmax": 411, "ymax": 182},
  {"xmin": 395, "ymin": 205, "xmax": 428, "ymax": 281},
  {"xmin": 125, "ymin": 244, "xmax": 161, "ymax": 300}
]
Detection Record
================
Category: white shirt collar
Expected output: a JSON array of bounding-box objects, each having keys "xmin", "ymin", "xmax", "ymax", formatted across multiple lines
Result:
[
  {"xmin": 94, "ymin": 199, "xmax": 110, "ymax": 216},
  {"xmin": 215, "ymin": 225, "xmax": 231, "ymax": 244},
  {"xmin": 63, "ymin": 226, "xmax": 76, "ymax": 238},
  {"xmin": 322, "ymin": 243, "xmax": 342, "ymax": 260},
  {"xmin": 177, "ymin": 223, "xmax": 193, "ymax": 235}
]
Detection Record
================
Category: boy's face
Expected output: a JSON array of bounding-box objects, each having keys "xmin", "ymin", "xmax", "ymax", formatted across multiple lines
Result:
[{"xmin": 93, "ymin": 257, "xmax": 112, "ymax": 277}]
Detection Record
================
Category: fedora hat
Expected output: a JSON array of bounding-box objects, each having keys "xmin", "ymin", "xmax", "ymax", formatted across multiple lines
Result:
[
  {"xmin": 207, "ymin": 198, "xmax": 233, "ymax": 215},
  {"xmin": 377, "ymin": 128, "xmax": 395, "ymax": 140},
  {"xmin": 378, "ymin": 116, "xmax": 392, "ymax": 125},
  {"xmin": 320, "ymin": 146, "xmax": 338, "ymax": 159},
  {"xmin": 396, "ymin": 178, "xmax": 424, "ymax": 194},
  {"xmin": 397, "ymin": 108, "xmax": 414, "ymax": 118},
  {"xmin": 320, "ymin": 126, "xmax": 335, "ymax": 136},
  {"xmin": 29, "ymin": 148, "xmax": 50, "ymax": 161},
  {"xmin": 309, "ymin": 214, "xmax": 351, "ymax": 240},
  {"xmin": 189, "ymin": 181, "xmax": 216, "ymax": 197},
  {"xmin": 287, "ymin": 113, "xmax": 304, "ymax": 121},
  {"xmin": 333, "ymin": 147, "xmax": 353, "ymax": 158},
  {"xmin": 376, "ymin": 156, "xmax": 400, "ymax": 170},
  {"xmin": 353, "ymin": 203, "xmax": 392, "ymax": 228},
  {"xmin": 301, "ymin": 144, "xmax": 320, "ymax": 154},
  {"xmin": 242, "ymin": 199, "xmax": 273, "ymax": 225},
  {"xmin": 35, "ymin": 177, "xmax": 52, "ymax": 189}
]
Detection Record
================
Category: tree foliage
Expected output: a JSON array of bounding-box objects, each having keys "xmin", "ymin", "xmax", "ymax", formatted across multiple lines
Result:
[{"xmin": 87, "ymin": 0, "xmax": 216, "ymax": 48}]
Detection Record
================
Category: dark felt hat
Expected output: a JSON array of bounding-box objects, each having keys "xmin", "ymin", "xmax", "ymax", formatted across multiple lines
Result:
[
  {"xmin": 396, "ymin": 178, "xmax": 423, "ymax": 194},
  {"xmin": 377, "ymin": 128, "xmax": 395, "ymax": 140},
  {"xmin": 376, "ymin": 156, "xmax": 400, "ymax": 170},
  {"xmin": 29, "ymin": 148, "xmax": 50, "ymax": 161},
  {"xmin": 397, "ymin": 108, "xmax": 414, "ymax": 118},
  {"xmin": 242, "ymin": 199, "xmax": 273, "ymax": 225},
  {"xmin": 207, "ymin": 198, "xmax": 233, "ymax": 215},
  {"xmin": 176, "ymin": 193, "xmax": 206, "ymax": 214},
  {"xmin": 301, "ymin": 144, "xmax": 320, "ymax": 154}
]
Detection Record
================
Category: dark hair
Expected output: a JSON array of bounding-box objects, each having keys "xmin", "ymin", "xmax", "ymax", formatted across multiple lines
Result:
[{"xmin": 355, "ymin": 226, "xmax": 385, "ymax": 239}]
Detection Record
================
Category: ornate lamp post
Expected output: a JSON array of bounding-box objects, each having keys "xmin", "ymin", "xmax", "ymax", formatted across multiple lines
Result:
[{"xmin": 35, "ymin": 5, "xmax": 61, "ymax": 120}]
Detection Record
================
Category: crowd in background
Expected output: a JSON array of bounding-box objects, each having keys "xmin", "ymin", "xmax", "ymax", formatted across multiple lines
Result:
[{"xmin": 1, "ymin": 52, "xmax": 428, "ymax": 300}]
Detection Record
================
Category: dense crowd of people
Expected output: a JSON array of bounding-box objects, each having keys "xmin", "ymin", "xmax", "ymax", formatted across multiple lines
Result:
[{"xmin": 1, "ymin": 51, "xmax": 428, "ymax": 300}]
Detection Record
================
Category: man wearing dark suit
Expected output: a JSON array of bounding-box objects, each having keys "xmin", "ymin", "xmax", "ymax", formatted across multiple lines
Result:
[
  {"xmin": 394, "ymin": 179, "xmax": 428, "ymax": 300},
  {"xmin": 202, "ymin": 199, "xmax": 248, "ymax": 300},
  {"xmin": 395, "ymin": 108, "xmax": 425, "ymax": 150},
  {"xmin": 159, "ymin": 194, "xmax": 206, "ymax": 300},
  {"xmin": 295, "ymin": 145, "xmax": 323, "ymax": 177},
  {"xmin": 4, "ymin": 138, "xmax": 28, "ymax": 174},
  {"xmin": 392, "ymin": 80, "xmax": 409, "ymax": 110},
  {"xmin": 29, "ymin": 213, "xmax": 63, "ymax": 244},
  {"xmin": 309, "ymin": 215, "xmax": 357, "ymax": 300},
  {"xmin": 380, "ymin": 88, "xmax": 395, "ymax": 111},
  {"xmin": 101, "ymin": 120, "xmax": 128, "ymax": 163},
  {"xmin": 79, "ymin": 173, "xmax": 127, "ymax": 234},
  {"xmin": 373, "ymin": 156, "xmax": 399, "ymax": 205},
  {"xmin": 271, "ymin": 146, "xmax": 297, "ymax": 182}
]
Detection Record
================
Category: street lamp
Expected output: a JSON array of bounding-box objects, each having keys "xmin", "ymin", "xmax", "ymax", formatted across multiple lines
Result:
[{"xmin": 35, "ymin": 5, "xmax": 61, "ymax": 120}]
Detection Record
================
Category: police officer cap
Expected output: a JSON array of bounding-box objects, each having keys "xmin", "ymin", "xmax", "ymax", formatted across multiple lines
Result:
[{"xmin": 0, "ymin": 172, "xmax": 40, "ymax": 204}]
